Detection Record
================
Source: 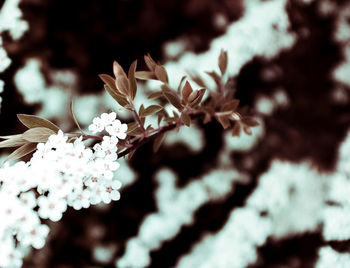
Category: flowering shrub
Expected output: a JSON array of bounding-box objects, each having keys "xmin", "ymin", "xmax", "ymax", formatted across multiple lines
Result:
[{"xmin": 0, "ymin": 52, "xmax": 258, "ymax": 267}]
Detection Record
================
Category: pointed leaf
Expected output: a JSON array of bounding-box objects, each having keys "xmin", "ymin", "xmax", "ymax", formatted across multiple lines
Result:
[
  {"xmin": 144, "ymin": 54, "xmax": 157, "ymax": 71},
  {"xmin": 22, "ymin": 127, "xmax": 56, "ymax": 143},
  {"xmin": 139, "ymin": 104, "xmax": 145, "ymax": 116},
  {"xmin": 216, "ymin": 115, "xmax": 230, "ymax": 129},
  {"xmin": 0, "ymin": 136, "xmax": 28, "ymax": 148},
  {"xmin": 163, "ymin": 91, "xmax": 183, "ymax": 111},
  {"xmin": 153, "ymin": 133, "xmax": 166, "ymax": 152},
  {"xmin": 113, "ymin": 61, "xmax": 129, "ymax": 95},
  {"xmin": 189, "ymin": 88, "xmax": 206, "ymax": 107},
  {"xmin": 0, "ymin": 134, "xmax": 23, "ymax": 140},
  {"xmin": 242, "ymin": 117, "xmax": 259, "ymax": 127},
  {"xmin": 182, "ymin": 81, "xmax": 193, "ymax": 103},
  {"xmin": 6, "ymin": 143, "xmax": 37, "ymax": 162},
  {"xmin": 128, "ymin": 60, "xmax": 137, "ymax": 100},
  {"xmin": 188, "ymin": 72, "xmax": 207, "ymax": 88},
  {"xmin": 206, "ymin": 71, "xmax": 221, "ymax": 87},
  {"xmin": 222, "ymin": 99, "xmax": 240, "ymax": 112},
  {"xmin": 135, "ymin": 71, "xmax": 157, "ymax": 80},
  {"xmin": 181, "ymin": 113, "xmax": 191, "ymax": 127},
  {"xmin": 127, "ymin": 127, "xmax": 143, "ymax": 136},
  {"xmin": 232, "ymin": 122, "xmax": 241, "ymax": 136},
  {"xmin": 99, "ymin": 74, "xmax": 122, "ymax": 95},
  {"xmin": 243, "ymin": 125, "xmax": 252, "ymax": 135},
  {"xmin": 17, "ymin": 114, "xmax": 59, "ymax": 132},
  {"xmin": 154, "ymin": 65, "xmax": 168, "ymax": 84},
  {"xmin": 141, "ymin": 105, "xmax": 163, "ymax": 117},
  {"xmin": 218, "ymin": 50, "xmax": 228, "ymax": 76},
  {"xmin": 105, "ymin": 85, "xmax": 130, "ymax": 108},
  {"xmin": 126, "ymin": 122, "xmax": 139, "ymax": 134},
  {"xmin": 177, "ymin": 75, "xmax": 187, "ymax": 94},
  {"xmin": 148, "ymin": 91, "xmax": 163, "ymax": 99},
  {"xmin": 203, "ymin": 113, "xmax": 211, "ymax": 124}
]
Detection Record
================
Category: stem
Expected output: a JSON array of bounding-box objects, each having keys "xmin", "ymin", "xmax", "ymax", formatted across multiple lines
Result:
[
  {"xmin": 118, "ymin": 112, "xmax": 203, "ymax": 158},
  {"xmin": 118, "ymin": 123, "xmax": 177, "ymax": 158},
  {"xmin": 132, "ymin": 107, "xmax": 146, "ymax": 134},
  {"xmin": 68, "ymin": 133, "xmax": 103, "ymax": 141}
]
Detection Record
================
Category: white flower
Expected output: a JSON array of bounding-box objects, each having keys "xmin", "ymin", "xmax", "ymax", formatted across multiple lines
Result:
[
  {"xmin": 101, "ymin": 180, "xmax": 122, "ymax": 204},
  {"xmin": 47, "ymin": 130, "xmax": 67, "ymax": 148},
  {"xmin": 100, "ymin": 112, "xmax": 117, "ymax": 126},
  {"xmin": 89, "ymin": 184, "xmax": 105, "ymax": 205},
  {"xmin": 68, "ymin": 189, "xmax": 91, "ymax": 210},
  {"xmin": 37, "ymin": 195, "xmax": 67, "ymax": 222},
  {"xmin": 101, "ymin": 135, "xmax": 119, "ymax": 149},
  {"xmin": 88, "ymin": 112, "xmax": 117, "ymax": 134},
  {"xmin": 19, "ymin": 191, "xmax": 37, "ymax": 208},
  {"xmin": 17, "ymin": 224, "xmax": 50, "ymax": 249},
  {"xmin": 89, "ymin": 117, "xmax": 105, "ymax": 133},
  {"xmin": 105, "ymin": 120, "xmax": 127, "ymax": 139},
  {"xmin": 102, "ymin": 160, "xmax": 120, "ymax": 180},
  {"xmin": 0, "ymin": 241, "xmax": 23, "ymax": 268}
]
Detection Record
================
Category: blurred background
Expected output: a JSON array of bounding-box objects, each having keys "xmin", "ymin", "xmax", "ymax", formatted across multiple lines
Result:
[{"xmin": 1, "ymin": 0, "xmax": 350, "ymax": 267}]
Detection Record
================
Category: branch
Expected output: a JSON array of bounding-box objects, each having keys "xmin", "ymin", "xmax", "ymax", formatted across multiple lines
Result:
[{"xmin": 118, "ymin": 123, "xmax": 177, "ymax": 158}]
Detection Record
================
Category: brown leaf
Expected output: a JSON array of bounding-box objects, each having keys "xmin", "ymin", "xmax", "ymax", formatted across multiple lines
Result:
[
  {"xmin": 203, "ymin": 113, "xmax": 211, "ymax": 124},
  {"xmin": 218, "ymin": 50, "xmax": 228, "ymax": 76},
  {"xmin": 127, "ymin": 127, "xmax": 143, "ymax": 136},
  {"xmin": 232, "ymin": 122, "xmax": 241, "ymax": 136},
  {"xmin": 135, "ymin": 71, "xmax": 157, "ymax": 80},
  {"xmin": 144, "ymin": 54, "xmax": 157, "ymax": 71},
  {"xmin": 126, "ymin": 122, "xmax": 138, "ymax": 134},
  {"xmin": 105, "ymin": 85, "xmax": 130, "ymax": 108},
  {"xmin": 22, "ymin": 127, "xmax": 56, "ymax": 143},
  {"xmin": 242, "ymin": 117, "xmax": 259, "ymax": 127},
  {"xmin": 177, "ymin": 76, "xmax": 187, "ymax": 94},
  {"xmin": 243, "ymin": 125, "xmax": 252, "ymax": 135},
  {"xmin": 163, "ymin": 91, "xmax": 183, "ymax": 111},
  {"xmin": 0, "ymin": 136, "xmax": 28, "ymax": 148},
  {"xmin": 147, "ymin": 91, "xmax": 163, "ymax": 99},
  {"xmin": 128, "ymin": 60, "xmax": 138, "ymax": 100},
  {"xmin": 206, "ymin": 71, "xmax": 221, "ymax": 87},
  {"xmin": 6, "ymin": 142, "xmax": 37, "ymax": 162},
  {"xmin": 189, "ymin": 88, "xmax": 206, "ymax": 107},
  {"xmin": 99, "ymin": 74, "xmax": 122, "ymax": 95},
  {"xmin": 113, "ymin": 61, "xmax": 130, "ymax": 95},
  {"xmin": 216, "ymin": 115, "xmax": 230, "ymax": 129},
  {"xmin": 141, "ymin": 105, "xmax": 163, "ymax": 117},
  {"xmin": 188, "ymin": 72, "xmax": 207, "ymax": 88},
  {"xmin": 181, "ymin": 113, "xmax": 191, "ymax": 127},
  {"xmin": 153, "ymin": 133, "xmax": 166, "ymax": 152},
  {"xmin": 138, "ymin": 104, "xmax": 145, "ymax": 116},
  {"xmin": 0, "ymin": 134, "xmax": 23, "ymax": 140},
  {"xmin": 154, "ymin": 65, "xmax": 168, "ymax": 84},
  {"xmin": 17, "ymin": 114, "xmax": 59, "ymax": 132},
  {"xmin": 182, "ymin": 81, "xmax": 193, "ymax": 103},
  {"xmin": 221, "ymin": 99, "xmax": 240, "ymax": 112}
]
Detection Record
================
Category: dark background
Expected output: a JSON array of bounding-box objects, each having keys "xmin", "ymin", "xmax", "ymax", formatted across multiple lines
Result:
[{"xmin": 1, "ymin": 0, "xmax": 350, "ymax": 267}]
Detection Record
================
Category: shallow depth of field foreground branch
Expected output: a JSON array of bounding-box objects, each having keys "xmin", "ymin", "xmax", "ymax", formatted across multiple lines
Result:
[{"xmin": 0, "ymin": 51, "xmax": 258, "ymax": 267}]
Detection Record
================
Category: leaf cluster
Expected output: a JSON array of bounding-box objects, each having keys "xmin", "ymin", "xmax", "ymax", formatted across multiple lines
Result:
[{"xmin": 0, "ymin": 115, "xmax": 59, "ymax": 162}]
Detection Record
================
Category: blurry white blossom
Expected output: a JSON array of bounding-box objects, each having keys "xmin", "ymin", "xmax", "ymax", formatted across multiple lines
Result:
[
  {"xmin": 316, "ymin": 247, "xmax": 350, "ymax": 268},
  {"xmin": 116, "ymin": 168, "xmax": 247, "ymax": 268}
]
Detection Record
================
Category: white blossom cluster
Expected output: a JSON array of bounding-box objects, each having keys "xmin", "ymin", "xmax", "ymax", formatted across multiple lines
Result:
[
  {"xmin": 0, "ymin": 112, "xmax": 126, "ymax": 267},
  {"xmin": 116, "ymin": 168, "xmax": 249, "ymax": 268},
  {"xmin": 316, "ymin": 246, "xmax": 350, "ymax": 268},
  {"xmin": 0, "ymin": 0, "xmax": 29, "ymax": 114},
  {"xmin": 322, "ymin": 130, "xmax": 350, "ymax": 241}
]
